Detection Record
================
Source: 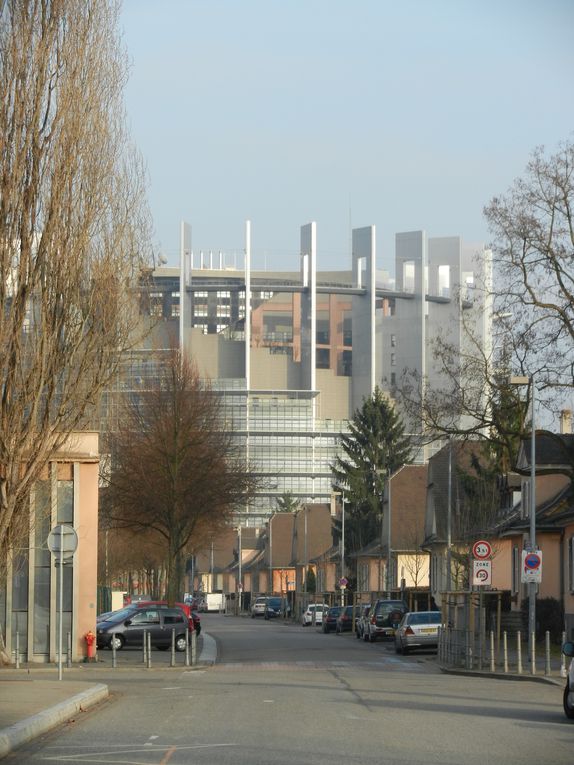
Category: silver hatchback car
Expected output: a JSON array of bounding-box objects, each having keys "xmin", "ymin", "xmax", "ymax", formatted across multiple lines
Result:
[{"xmin": 394, "ymin": 610, "xmax": 442, "ymax": 654}]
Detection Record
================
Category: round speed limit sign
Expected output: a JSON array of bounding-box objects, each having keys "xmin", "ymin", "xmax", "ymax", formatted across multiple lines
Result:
[{"xmin": 472, "ymin": 540, "xmax": 492, "ymax": 560}]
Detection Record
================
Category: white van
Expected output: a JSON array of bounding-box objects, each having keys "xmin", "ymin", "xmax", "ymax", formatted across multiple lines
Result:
[{"xmin": 205, "ymin": 593, "xmax": 226, "ymax": 612}]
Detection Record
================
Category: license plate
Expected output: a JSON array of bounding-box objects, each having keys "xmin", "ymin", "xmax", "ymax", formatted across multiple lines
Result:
[{"xmin": 420, "ymin": 628, "xmax": 437, "ymax": 634}]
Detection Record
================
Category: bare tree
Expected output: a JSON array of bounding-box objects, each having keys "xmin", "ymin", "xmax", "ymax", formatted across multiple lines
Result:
[
  {"xmin": 104, "ymin": 349, "xmax": 258, "ymax": 604},
  {"xmin": 485, "ymin": 140, "xmax": 574, "ymax": 403},
  {"xmin": 398, "ymin": 141, "xmax": 574, "ymax": 473},
  {"xmin": 0, "ymin": 0, "xmax": 151, "ymax": 574}
]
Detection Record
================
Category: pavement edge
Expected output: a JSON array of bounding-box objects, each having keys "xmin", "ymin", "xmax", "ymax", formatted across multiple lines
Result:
[{"xmin": 0, "ymin": 683, "xmax": 109, "ymax": 760}]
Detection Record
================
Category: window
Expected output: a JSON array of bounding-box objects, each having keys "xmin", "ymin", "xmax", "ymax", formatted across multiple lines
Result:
[
  {"xmin": 163, "ymin": 613, "xmax": 185, "ymax": 625},
  {"xmin": 216, "ymin": 305, "xmax": 230, "ymax": 317},
  {"xmin": 195, "ymin": 291, "xmax": 208, "ymax": 299},
  {"xmin": 512, "ymin": 546, "xmax": 520, "ymax": 594},
  {"xmin": 391, "ymin": 353, "xmax": 396, "ymax": 366},
  {"xmin": 390, "ymin": 372, "xmax": 396, "ymax": 387},
  {"xmin": 216, "ymin": 290, "xmax": 230, "ymax": 299},
  {"xmin": 171, "ymin": 304, "xmax": 180, "ymax": 318},
  {"xmin": 391, "ymin": 334, "xmax": 396, "ymax": 347},
  {"xmin": 194, "ymin": 306, "xmax": 208, "ymax": 317},
  {"xmin": 131, "ymin": 610, "xmax": 160, "ymax": 624}
]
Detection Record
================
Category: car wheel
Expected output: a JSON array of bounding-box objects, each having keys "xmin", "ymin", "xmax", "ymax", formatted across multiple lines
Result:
[
  {"xmin": 109, "ymin": 634, "xmax": 124, "ymax": 651},
  {"xmin": 363, "ymin": 632, "xmax": 369, "ymax": 642},
  {"xmin": 402, "ymin": 644, "xmax": 409, "ymax": 655},
  {"xmin": 395, "ymin": 641, "xmax": 402, "ymax": 654},
  {"xmin": 564, "ymin": 684, "xmax": 574, "ymax": 719},
  {"xmin": 195, "ymin": 626, "xmax": 201, "ymax": 636},
  {"xmin": 175, "ymin": 634, "xmax": 188, "ymax": 652}
]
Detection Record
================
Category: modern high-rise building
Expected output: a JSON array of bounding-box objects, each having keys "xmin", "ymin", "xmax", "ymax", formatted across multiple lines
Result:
[{"xmin": 140, "ymin": 221, "xmax": 492, "ymax": 525}]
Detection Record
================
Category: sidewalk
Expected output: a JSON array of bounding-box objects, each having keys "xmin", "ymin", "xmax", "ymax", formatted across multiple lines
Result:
[
  {"xmin": 0, "ymin": 631, "xmax": 216, "ymax": 760},
  {"xmin": 0, "ymin": 677, "xmax": 108, "ymax": 759}
]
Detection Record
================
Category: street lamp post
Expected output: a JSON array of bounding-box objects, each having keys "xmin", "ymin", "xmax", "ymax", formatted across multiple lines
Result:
[
  {"xmin": 238, "ymin": 524, "xmax": 242, "ymax": 613},
  {"xmin": 510, "ymin": 375, "xmax": 536, "ymax": 658},
  {"xmin": 386, "ymin": 469, "xmax": 392, "ymax": 595},
  {"xmin": 446, "ymin": 437, "xmax": 452, "ymax": 593},
  {"xmin": 341, "ymin": 493, "xmax": 345, "ymax": 582}
]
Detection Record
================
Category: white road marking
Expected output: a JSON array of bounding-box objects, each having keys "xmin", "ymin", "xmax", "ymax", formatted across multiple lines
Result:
[{"xmin": 40, "ymin": 743, "xmax": 238, "ymax": 762}]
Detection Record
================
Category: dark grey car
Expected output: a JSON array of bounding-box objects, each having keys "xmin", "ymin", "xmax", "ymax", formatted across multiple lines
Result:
[{"xmin": 96, "ymin": 607, "xmax": 189, "ymax": 651}]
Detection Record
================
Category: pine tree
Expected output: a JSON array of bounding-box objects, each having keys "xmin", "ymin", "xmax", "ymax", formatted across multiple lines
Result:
[{"xmin": 331, "ymin": 387, "xmax": 412, "ymax": 557}]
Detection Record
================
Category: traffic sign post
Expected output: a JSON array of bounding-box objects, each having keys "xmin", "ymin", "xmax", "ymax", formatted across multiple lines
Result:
[
  {"xmin": 47, "ymin": 524, "xmax": 78, "ymax": 680},
  {"xmin": 521, "ymin": 550, "xmax": 542, "ymax": 584},
  {"xmin": 472, "ymin": 540, "xmax": 492, "ymax": 560},
  {"xmin": 472, "ymin": 559, "xmax": 492, "ymax": 586}
]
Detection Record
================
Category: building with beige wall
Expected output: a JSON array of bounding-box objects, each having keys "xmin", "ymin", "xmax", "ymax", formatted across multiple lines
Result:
[
  {"xmin": 1, "ymin": 432, "xmax": 99, "ymax": 664},
  {"xmin": 140, "ymin": 220, "xmax": 492, "ymax": 527}
]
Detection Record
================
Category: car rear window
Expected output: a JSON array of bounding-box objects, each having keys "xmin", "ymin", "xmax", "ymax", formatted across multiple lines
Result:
[{"xmin": 408, "ymin": 612, "xmax": 441, "ymax": 625}]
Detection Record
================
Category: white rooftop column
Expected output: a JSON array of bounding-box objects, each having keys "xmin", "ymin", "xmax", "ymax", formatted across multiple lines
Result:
[
  {"xmin": 179, "ymin": 221, "xmax": 192, "ymax": 353},
  {"xmin": 244, "ymin": 220, "xmax": 251, "ymax": 390},
  {"xmin": 300, "ymin": 222, "xmax": 317, "ymax": 393},
  {"xmin": 351, "ymin": 226, "xmax": 376, "ymax": 412},
  {"xmin": 393, "ymin": 230, "xmax": 427, "ymax": 431}
]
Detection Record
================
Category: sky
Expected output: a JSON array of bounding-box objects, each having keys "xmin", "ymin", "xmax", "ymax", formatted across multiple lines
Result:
[{"xmin": 121, "ymin": 0, "xmax": 574, "ymax": 274}]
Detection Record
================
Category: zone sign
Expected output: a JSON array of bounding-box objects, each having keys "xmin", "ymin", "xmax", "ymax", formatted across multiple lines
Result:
[{"xmin": 472, "ymin": 540, "xmax": 492, "ymax": 560}]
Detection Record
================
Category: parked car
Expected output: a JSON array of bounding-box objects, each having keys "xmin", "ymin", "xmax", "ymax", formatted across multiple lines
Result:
[
  {"xmin": 336, "ymin": 605, "xmax": 355, "ymax": 633},
  {"xmin": 264, "ymin": 597, "xmax": 290, "ymax": 619},
  {"xmin": 134, "ymin": 600, "xmax": 199, "ymax": 635},
  {"xmin": 301, "ymin": 603, "xmax": 326, "ymax": 626},
  {"xmin": 364, "ymin": 599, "xmax": 408, "ymax": 642},
  {"xmin": 96, "ymin": 607, "xmax": 190, "ymax": 651},
  {"xmin": 394, "ymin": 610, "xmax": 442, "ymax": 654},
  {"xmin": 322, "ymin": 605, "xmax": 343, "ymax": 633},
  {"xmin": 251, "ymin": 596, "xmax": 268, "ymax": 618},
  {"xmin": 355, "ymin": 604, "xmax": 372, "ymax": 640},
  {"xmin": 97, "ymin": 602, "xmax": 200, "ymax": 635}
]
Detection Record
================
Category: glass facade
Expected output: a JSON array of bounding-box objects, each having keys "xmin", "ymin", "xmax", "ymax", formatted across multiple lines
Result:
[{"xmin": 2, "ymin": 467, "xmax": 77, "ymax": 661}]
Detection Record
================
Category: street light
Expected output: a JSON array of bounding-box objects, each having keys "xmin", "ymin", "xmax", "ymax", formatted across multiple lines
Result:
[{"xmin": 510, "ymin": 375, "xmax": 536, "ymax": 658}]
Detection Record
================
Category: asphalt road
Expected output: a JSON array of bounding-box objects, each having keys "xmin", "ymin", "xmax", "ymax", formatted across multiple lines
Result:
[{"xmin": 6, "ymin": 614, "xmax": 573, "ymax": 765}]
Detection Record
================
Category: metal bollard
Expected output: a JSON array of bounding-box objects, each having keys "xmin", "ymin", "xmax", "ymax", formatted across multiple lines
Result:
[
  {"xmin": 530, "ymin": 631, "xmax": 536, "ymax": 675},
  {"xmin": 517, "ymin": 631, "xmax": 523, "ymax": 674},
  {"xmin": 561, "ymin": 631, "xmax": 568, "ymax": 678},
  {"xmin": 490, "ymin": 630, "xmax": 495, "ymax": 672},
  {"xmin": 191, "ymin": 629, "xmax": 197, "ymax": 666},
  {"xmin": 67, "ymin": 632, "xmax": 72, "ymax": 668},
  {"xmin": 146, "ymin": 631, "xmax": 151, "ymax": 668},
  {"xmin": 15, "ymin": 631, "xmax": 20, "ymax": 669},
  {"xmin": 545, "ymin": 631, "xmax": 551, "ymax": 676},
  {"xmin": 142, "ymin": 630, "xmax": 147, "ymax": 665},
  {"xmin": 503, "ymin": 631, "xmax": 508, "ymax": 673},
  {"xmin": 170, "ymin": 628, "xmax": 176, "ymax": 667},
  {"xmin": 184, "ymin": 629, "xmax": 190, "ymax": 667},
  {"xmin": 111, "ymin": 632, "xmax": 117, "ymax": 668}
]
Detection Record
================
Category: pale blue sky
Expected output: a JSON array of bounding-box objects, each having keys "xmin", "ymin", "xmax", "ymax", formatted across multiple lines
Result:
[{"xmin": 121, "ymin": 0, "xmax": 574, "ymax": 273}]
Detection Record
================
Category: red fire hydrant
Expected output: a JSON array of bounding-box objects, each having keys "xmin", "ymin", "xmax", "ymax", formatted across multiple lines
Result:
[{"xmin": 84, "ymin": 630, "xmax": 96, "ymax": 662}]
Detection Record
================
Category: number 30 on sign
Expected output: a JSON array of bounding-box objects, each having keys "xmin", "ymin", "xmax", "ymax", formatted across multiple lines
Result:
[{"xmin": 473, "ymin": 559, "xmax": 492, "ymax": 586}]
